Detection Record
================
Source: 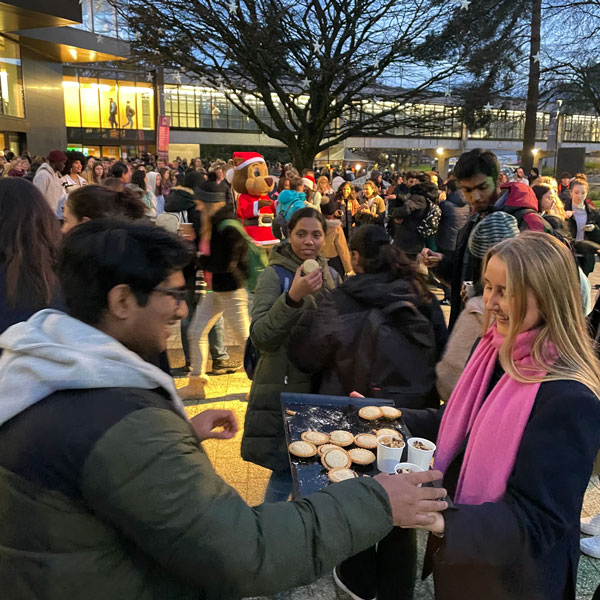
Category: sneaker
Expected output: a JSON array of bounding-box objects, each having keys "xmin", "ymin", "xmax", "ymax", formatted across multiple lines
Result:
[
  {"xmin": 210, "ymin": 358, "xmax": 242, "ymax": 375},
  {"xmin": 332, "ymin": 567, "xmax": 375, "ymax": 600},
  {"xmin": 581, "ymin": 514, "xmax": 600, "ymax": 536},
  {"xmin": 580, "ymin": 535, "xmax": 600, "ymax": 559}
]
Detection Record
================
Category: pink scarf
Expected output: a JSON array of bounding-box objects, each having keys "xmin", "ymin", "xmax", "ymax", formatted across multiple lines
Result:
[{"xmin": 434, "ymin": 325, "xmax": 553, "ymax": 505}]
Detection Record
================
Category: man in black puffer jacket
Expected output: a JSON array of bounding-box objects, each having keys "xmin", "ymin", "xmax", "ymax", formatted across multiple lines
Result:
[{"xmin": 388, "ymin": 182, "xmax": 439, "ymax": 260}]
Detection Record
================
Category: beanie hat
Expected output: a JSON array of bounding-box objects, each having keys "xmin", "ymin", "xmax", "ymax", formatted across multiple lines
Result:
[
  {"xmin": 321, "ymin": 200, "xmax": 340, "ymax": 216},
  {"xmin": 350, "ymin": 224, "xmax": 390, "ymax": 259},
  {"xmin": 48, "ymin": 150, "xmax": 67, "ymax": 163},
  {"xmin": 468, "ymin": 212, "xmax": 519, "ymax": 259},
  {"xmin": 196, "ymin": 180, "xmax": 225, "ymax": 203},
  {"xmin": 302, "ymin": 175, "xmax": 316, "ymax": 190}
]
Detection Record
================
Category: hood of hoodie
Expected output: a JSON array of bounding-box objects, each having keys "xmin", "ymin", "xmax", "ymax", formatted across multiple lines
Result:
[
  {"xmin": 36, "ymin": 162, "xmax": 59, "ymax": 179},
  {"xmin": 498, "ymin": 181, "xmax": 538, "ymax": 210},
  {"xmin": 277, "ymin": 189, "xmax": 306, "ymax": 211},
  {"xmin": 340, "ymin": 273, "xmax": 434, "ymax": 346},
  {"xmin": 341, "ymin": 271, "xmax": 427, "ymax": 311},
  {"xmin": 0, "ymin": 309, "xmax": 186, "ymax": 427}
]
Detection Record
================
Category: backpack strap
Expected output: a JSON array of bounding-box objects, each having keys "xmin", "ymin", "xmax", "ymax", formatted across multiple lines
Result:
[
  {"xmin": 272, "ymin": 264, "xmax": 294, "ymax": 293},
  {"xmin": 217, "ymin": 218, "xmax": 254, "ymax": 242}
]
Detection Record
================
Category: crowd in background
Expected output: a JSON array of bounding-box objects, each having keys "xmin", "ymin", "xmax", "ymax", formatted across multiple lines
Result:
[{"xmin": 0, "ymin": 145, "xmax": 599, "ymax": 600}]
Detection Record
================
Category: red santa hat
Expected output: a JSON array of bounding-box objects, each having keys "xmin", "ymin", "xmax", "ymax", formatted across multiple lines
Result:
[
  {"xmin": 302, "ymin": 175, "xmax": 316, "ymax": 190},
  {"xmin": 233, "ymin": 151, "xmax": 265, "ymax": 171}
]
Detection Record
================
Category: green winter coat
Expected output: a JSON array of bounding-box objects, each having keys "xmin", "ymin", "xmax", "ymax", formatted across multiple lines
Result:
[
  {"xmin": 0, "ymin": 388, "xmax": 393, "ymax": 599},
  {"xmin": 241, "ymin": 242, "xmax": 337, "ymax": 471}
]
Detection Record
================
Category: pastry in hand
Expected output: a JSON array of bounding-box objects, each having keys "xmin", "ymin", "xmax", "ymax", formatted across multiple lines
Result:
[{"xmin": 328, "ymin": 468, "xmax": 358, "ymax": 483}]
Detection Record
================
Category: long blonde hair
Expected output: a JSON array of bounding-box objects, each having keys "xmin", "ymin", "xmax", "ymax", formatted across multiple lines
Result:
[{"xmin": 483, "ymin": 232, "xmax": 600, "ymax": 398}]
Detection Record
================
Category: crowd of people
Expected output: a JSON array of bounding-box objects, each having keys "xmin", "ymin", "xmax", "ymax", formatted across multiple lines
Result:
[{"xmin": 0, "ymin": 145, "xmax": 599, "ymax": 600}]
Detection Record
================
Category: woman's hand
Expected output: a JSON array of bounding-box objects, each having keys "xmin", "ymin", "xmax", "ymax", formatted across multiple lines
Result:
[
  {"xmin": 412, "ymin": 511, "xmax": 445, "ymax": 535},
  {"xmin": 288, "ymin": 265, "xmax": 323, "ymax": 303},
  {"xmin": 190, "ymin": 409, "xmax": 239, "ymax": 441}
]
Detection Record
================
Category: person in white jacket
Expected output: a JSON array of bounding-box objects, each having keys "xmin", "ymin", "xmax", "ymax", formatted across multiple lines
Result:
[{"xmin": 33, "ymin": 150, "xmax": 68, "ymax": 218}]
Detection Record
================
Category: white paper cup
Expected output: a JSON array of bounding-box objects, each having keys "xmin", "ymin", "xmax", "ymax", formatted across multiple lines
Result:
[
  {"xmin": 407, "ymin": 437, "xmax": 436, "ymax": 471},
  {"xmin": 377, "ymin": 435, "xmax": 405, "ymax": 474},
  {"xmin": 394, "ymin": 462, "xmax": 425, "ymax": 475}
]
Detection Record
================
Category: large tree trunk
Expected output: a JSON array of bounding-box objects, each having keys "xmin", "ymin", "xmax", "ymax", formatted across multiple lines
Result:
[
  {"xmin": 288, "ymin": 139, "xmax": 322, "ymax": 171},
  {"xmin": 521, "ymin": 0, "xmax": 542, "ymax": 174}
]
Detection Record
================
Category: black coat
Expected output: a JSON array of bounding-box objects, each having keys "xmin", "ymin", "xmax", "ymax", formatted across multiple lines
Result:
[
  {"xmin": 288, "ymin": 271, "xmax": 447, "ymax": 408},
  {"xmin": 402, "ymin": 378, "xmax": 600, "ymax": 600},
  {"xmin": 389, "ymin": 183, "xmax": 439, "ymax": 257},
  {"xmin": 436, "ymin": 190, "xmax": 470, "ymax": 253},
  {"xmin": 433, "ymin": 212, "xmax": 484, "ymax": 331},
  {"xmin": 198, "ymin": 207, "xmax": 248, "ymax": 292}
]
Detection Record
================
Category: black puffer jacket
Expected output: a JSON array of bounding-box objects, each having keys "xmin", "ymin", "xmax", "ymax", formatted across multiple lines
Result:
[
  {"xmin": 436, "ymin": 190, "xmax": 470, "ymax": 253},
  {"xmin": 389, "ymin": 183, "xmax": 438, "ymax": 257},
  {"xmin": 289, "ymin": 271, "xmax": 447, "ymax": 408}
]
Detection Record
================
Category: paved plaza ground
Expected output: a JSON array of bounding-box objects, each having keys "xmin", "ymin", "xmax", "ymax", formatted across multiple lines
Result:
[{"xmin": 168, "ymin": 263, "xmax": 600, "ymax": 599}]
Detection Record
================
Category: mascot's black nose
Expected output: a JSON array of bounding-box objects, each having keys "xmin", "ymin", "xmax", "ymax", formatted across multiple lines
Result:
[{"xmin": 264, "ymin": 177, "xmax": 273, "ymax": 186}]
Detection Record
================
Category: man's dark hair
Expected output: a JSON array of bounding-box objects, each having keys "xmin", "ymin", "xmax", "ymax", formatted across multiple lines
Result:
[
  {"xmin": 110, "ymin": 161, "xmax": 129, "ymax": 180},
  {"xmin": 453, "ymin": 149, "xmax": 500, "ymax": 183},
  {"xmin": 559, "ymin": 171, "xmax": 571, "ymax": 180},
  {"xmin": 59, "ymin": 218, "xmax": 193, "ymax": 325}
]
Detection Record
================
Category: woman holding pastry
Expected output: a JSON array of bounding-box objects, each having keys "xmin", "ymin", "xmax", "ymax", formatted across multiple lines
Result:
[
  {"xmin": 241, "ymin": 207, "xmax": 338, "ymax": 502},
  {"xmin": 389, "ymin": 233, "xmax": 600, "ymax": 600}
]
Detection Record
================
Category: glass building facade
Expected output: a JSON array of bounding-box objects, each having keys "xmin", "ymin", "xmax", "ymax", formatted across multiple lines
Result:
[
  {"xmin": 72, "ymin": 0, "xmax": 131, "ymax": 39},
  {"xmin": 62, "ymin": 74, "xmax": 600, "ymax": 157},
  {"xmin": 63, "ymin": 67, "xmax": 155, "ymax": 157},
  {"xmin": 0, "ymin": 36, "xmax": 24, "ymax": 119}
]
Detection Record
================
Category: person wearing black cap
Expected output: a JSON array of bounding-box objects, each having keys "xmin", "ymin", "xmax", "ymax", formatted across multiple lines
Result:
[
  {"xmin": 289, "ymin": 224, "xmax": 448, "ymax": 600},
  {"xmin": 179, "ymin": 180, "xmax": 250, "ymax": 399}
]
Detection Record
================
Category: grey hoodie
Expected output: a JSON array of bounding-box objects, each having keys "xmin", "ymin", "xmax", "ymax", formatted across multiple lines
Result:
[{"xmin": 0, "ymin": 309, "xmax": 185, "ymax": 427}]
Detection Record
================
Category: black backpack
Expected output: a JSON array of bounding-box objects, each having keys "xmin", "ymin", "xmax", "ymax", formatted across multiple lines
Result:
[
  {"xmin": 416, "ymin": 200, "xmax": 442, "ymax": 238},
  {"xmin": 349, "ymin": 299, "xmax": 438, "ymax": 408}
]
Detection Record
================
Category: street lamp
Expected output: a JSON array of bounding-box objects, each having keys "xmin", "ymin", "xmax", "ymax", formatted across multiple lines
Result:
[
  {"xmin": 436, "ymin": 147, "xmax": 444, "ymax": 156},
  {"xmin": 355, "ymin": 163, "xmax": 361, "ymax": 172},
  {"xmin": 531, "ymin": 148, "xmax": 539, "ymax": 156}
]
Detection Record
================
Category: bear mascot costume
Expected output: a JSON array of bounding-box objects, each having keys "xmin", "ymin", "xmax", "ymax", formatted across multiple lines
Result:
[{"xmin": 229, "ymin": 151, "xmax": 279, "ymax": 245}]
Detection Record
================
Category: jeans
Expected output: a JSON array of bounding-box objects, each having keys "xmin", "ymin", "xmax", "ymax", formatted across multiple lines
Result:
[
  {"xmin": 264, "ymin": 469, "xmax": 293, "ymax": 503},
  {"xmin": 181, "ymin": 289, "xmax": 229, "ymax": 365},
  {"xmin": 188, "ymin": 289, "xmax": 249, "ymax": 377}
]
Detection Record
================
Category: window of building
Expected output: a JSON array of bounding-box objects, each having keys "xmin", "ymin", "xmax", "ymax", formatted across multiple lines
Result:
[
  {"xmin": 63, "ymin": 71, "xmax": 155, "ymax": 131},
  {"xmin": 0, "ymin": 37, "xmax": 24, "ymax": 118}
]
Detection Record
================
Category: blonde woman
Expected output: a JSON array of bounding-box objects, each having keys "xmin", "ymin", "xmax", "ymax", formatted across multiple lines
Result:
[
  {"xmin": 356, "ymin": 180, "xmax": 385, "ymax": 226},
  {"xmin": 316, "ymin": 175, "xmax": 334, "ymax": 204},
  {"xmin": 395, "ymin": 232, "xmax": 600, "ymax": 600}
]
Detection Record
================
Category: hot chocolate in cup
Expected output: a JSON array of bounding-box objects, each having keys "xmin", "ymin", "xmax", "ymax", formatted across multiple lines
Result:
[
  {"xmin": 376, "ymin": 434, "xmax": 405, "ymax": 474},
  {"xmin": 394, "ymin": 462, "xmax": 425, "ymax": 475},
  {"xmin": 407, "ymin": 437, "xmax": 436, "ymax": 471}
]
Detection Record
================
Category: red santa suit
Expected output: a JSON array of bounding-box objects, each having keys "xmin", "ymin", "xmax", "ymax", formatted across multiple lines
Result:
[{"xmin": 233, "ymin": 152, "xmax": 279, "ymax": 245}]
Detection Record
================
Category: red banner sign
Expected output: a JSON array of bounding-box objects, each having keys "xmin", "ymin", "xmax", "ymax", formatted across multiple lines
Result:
[{"xmin": 157, "ymin": 115, "xmax": 170, "ymax": 159}]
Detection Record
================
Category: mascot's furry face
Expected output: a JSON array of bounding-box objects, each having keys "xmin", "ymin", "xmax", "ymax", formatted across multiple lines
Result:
[{"xmin": 231, "ymin": 156, "xmax": 274, "ymax": 196}]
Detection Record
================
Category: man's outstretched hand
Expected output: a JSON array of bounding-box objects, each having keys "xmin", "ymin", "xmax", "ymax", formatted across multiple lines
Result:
[
  {"xmin": 375, "ymin": 470, "xmax": 448, "ymax": 528},
  {"xmin": 190, "ymin": 409, "xmax": 239, "ymax": 441}
]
